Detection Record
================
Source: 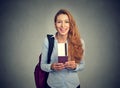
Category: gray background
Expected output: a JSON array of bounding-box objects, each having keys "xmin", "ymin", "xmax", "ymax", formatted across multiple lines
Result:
[{"xmin": 0, "ymin": 0, "xmax": 120, "ymax": 88}]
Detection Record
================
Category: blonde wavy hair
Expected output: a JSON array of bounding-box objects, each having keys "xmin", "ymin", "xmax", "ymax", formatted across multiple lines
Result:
[{"xmin": 54, "ymin": 9, "xmax": 84, "ymax": 63}]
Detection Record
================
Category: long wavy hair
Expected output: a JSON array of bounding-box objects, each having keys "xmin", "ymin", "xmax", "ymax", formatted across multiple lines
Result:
[{"xmin": 54, "ymin": 9, "xmax": 84, "ymax": 63}]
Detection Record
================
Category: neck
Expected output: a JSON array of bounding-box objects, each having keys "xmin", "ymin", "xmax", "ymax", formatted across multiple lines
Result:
[{"xmin": 56, "ymin": 33, "xmax": 68, "ymax": 43}]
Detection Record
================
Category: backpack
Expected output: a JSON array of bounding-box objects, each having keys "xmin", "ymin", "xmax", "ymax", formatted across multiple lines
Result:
[{"xmin": 34, "ymin": 34, "xmax": 54, "ymax": 88}]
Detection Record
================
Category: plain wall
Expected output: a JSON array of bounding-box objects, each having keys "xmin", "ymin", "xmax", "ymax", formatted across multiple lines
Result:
[{"xmin": 0, "ymin": 0, "xmax": 120, "ymax": 88}]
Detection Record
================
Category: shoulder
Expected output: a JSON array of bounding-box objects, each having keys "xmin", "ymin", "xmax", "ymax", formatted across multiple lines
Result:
[{"xmin": 43, "ymin": 34, "xmax": 54, "ymax": 45}]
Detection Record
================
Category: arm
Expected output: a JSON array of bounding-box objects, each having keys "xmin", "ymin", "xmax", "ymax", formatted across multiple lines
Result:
[
  {"xmin": 40, "ymin": 37, "xmax": 53, "ymax": 72},
  {"xmin": 74, "ymin": 38, "xmax": 85, "ymax": 71},
  {"xmin": 64, "ymin": 38, "xmax": 85, "ymax": 71},
  {"xmin": 73, "ymin": 59, "xmax": 85, "ymax": 71}
]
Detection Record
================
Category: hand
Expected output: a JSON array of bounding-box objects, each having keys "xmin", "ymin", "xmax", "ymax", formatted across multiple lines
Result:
[
  {"xmin": 64, "ymin": 61, "xmax": 77, "ymax": 70},
  {"xmin": 51, "ymin": 63, "xmax": 65, "ymax": 71}
]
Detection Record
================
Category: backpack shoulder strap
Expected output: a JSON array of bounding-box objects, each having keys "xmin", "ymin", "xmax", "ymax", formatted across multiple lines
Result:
[{"xmin": 47, "ymin": 34, "xmax": 54, "ymax": 64}]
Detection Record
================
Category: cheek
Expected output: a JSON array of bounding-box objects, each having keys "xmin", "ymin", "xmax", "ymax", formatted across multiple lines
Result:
[
  {"xmin": 67, "ymin": 23, "xmax": 70, "ymax": 28},
  {"xmin": 55, "ymin": 23, "xmax": 58, "ymax": 28},
  {"xmin": 56, "ymin": 23, "xmax": 61, "ymax": 28},
  {"xmin": 68, "ymin": 25, "xmax": 70, "ymax": 29},
  {"xmin": 67, "ymin": 25, "xmax": 70, "ymax": 30},
  {"xmin": 55, "ymin": 24, "xmax": 59, "ymax": 31}
]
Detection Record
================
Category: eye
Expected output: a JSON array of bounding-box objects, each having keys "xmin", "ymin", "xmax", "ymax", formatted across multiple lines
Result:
[
  {"xmin": 56, "ymin": 21, "xmax": 62, "ymax": 23},
  {"xmin": 56, "ymin": 20, "xmax": 62, "ymax": 23},
  {"xmin": 65, "ymin": 20, "xmax": 69, "ymax": 23}
]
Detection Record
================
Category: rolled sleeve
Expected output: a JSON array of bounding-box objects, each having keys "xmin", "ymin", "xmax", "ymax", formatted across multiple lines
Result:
[
  {"xmin": 41, "ymin": 63, "xmax": 53, "ymax": 72},
  {"xmin": 73, "ymin": 59, "xmax": 85, "ymax": 71}
]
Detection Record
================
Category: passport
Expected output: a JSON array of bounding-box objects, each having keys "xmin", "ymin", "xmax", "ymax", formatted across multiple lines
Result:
[
  {"xmin": 58, "ymin": 43, "xmax": 68, "ymax": 63},
  {"xmin": 58, "ymin": 56, "xmax": 68, "ymax": 63}
]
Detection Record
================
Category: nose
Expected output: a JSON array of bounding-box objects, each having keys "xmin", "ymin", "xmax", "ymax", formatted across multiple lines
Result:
[{"xmin": 61, "ymin": 22, "xmax": 65, "ymax": 27}]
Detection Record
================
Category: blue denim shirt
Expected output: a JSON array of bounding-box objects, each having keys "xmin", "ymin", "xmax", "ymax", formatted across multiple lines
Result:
[{"xmin": 41, "ymin": 35, "xmax": 85, "ymax": 88}]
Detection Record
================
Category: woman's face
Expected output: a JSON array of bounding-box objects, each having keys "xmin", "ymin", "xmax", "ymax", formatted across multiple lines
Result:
[{"xmin": 55, "ymin": 14, "xmax": 70, "ymax": 36}]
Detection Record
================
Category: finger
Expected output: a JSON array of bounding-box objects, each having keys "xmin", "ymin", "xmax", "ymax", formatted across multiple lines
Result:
[{"xmin": 55, "ymin": 64, "xmax": 65, "ymax": 70}]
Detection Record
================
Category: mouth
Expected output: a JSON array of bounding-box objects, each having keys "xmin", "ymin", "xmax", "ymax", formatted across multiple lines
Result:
[{"xmin": 60, "ymin": 28, "xmax": 67, "ymax": 33}]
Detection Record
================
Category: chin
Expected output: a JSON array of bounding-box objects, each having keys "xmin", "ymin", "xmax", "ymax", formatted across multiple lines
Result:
[{"xmin": 60, "ymin": 33, "xmax": 68, "ymax": 36}]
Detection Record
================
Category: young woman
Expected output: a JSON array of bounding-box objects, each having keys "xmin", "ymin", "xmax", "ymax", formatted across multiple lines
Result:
[{"xmin": 41, "ymin": 9, "xmax": 85, "ymax": 88}]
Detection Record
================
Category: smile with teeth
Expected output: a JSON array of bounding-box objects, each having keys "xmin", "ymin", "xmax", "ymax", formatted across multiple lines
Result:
[{"xmin": 60, "ymin": 28, "xmax": 67, "ymax": 33}]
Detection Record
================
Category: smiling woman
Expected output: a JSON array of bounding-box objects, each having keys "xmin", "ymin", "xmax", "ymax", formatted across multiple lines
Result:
[
  {"xmin": 40, "ymin": 9, "xmax": 85, "ymax": 88},
  {"xmin": 1, "ymin": 1, "xmax": 119, "ymax": 88}
]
